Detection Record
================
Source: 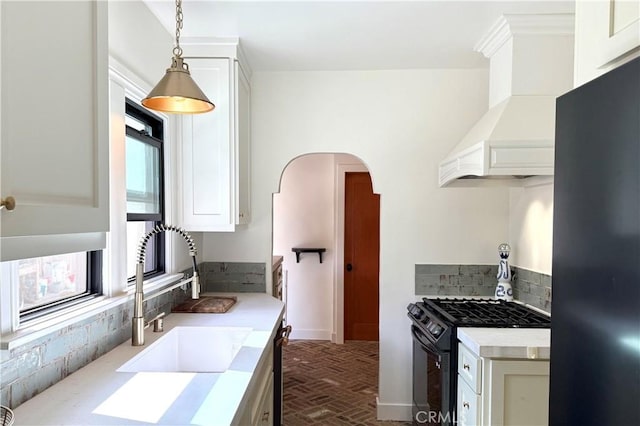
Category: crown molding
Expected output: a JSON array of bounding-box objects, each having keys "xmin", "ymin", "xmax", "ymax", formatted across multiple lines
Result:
[{"xmin": 475, "ymin": 14, "xmax": 575, "ymax": 58}]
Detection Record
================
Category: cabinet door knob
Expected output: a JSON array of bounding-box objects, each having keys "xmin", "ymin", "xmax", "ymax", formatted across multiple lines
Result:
[
  {"xmin": 463, "ymin": 363, "xmax": 470, "ymax": 370},
  {"xmin": 1, "ymin": 196, "xmax": 16, "ymax": 211},
  {"xmin": 346, "ymin": 263, "xmax": 353, "ymax": 272},
  {"xmin": 463, "ymin": 402, "xmax": 470, "ymax": 409}
]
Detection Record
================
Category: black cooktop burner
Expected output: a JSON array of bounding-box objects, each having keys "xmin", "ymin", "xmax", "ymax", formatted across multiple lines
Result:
[{"xmin": 423, "ymin": 297, "xmax": 550, "ymax": 328}]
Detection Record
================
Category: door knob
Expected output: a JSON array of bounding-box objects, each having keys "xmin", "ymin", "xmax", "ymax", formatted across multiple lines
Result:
[
  {"xmin": 1, "ymin": 196, "xmax": 16, "ymax": 211},
  {"xmin": 346, "ymin": 263, "xmax": 353, "ymax": 272}
]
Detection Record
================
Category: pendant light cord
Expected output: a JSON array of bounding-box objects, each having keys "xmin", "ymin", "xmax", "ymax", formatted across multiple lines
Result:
[
  {"xmin": 141, "ymin": 0, "xmax": 214, "ymax": 113},
  {"xmin": 173, "ymin": 0, "xmax": 183, "ymax": 58}
]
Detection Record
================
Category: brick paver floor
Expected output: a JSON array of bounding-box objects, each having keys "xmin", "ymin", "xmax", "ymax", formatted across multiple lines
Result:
[{"xmin": 282, "ymin": 340, "xmax": 412, "ymax": 426}]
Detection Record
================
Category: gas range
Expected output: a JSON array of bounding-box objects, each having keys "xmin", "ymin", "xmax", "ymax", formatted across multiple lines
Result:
[
  {"xmin": 407, "ymin": 298, "xmax": 550, "ymax": 425},
  {"xmin": 407, "ymin": 298, "xmax": 550, "ymax": 350},
  {"xmin": 411, "ymin": 297, "xmax": 550, "ymax": 327}
]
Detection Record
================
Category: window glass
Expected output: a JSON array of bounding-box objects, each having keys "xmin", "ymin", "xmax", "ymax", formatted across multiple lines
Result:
[
  {"xmin": 125, "ymin": 99, "xmax": 164, "ymax": 282},
  {"xmin": 126, "ymin": 135, "xmax": 161, "ymax": 215},
  {"xmin": 18, "ymin": 252, "xmax": 88, "ymax": 312},
  {"xmin": 126, "ymin": 221, "xmax": 158, "ymax": 279}
]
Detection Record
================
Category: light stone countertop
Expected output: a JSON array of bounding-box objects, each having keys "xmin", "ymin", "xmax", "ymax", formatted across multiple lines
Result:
[
  {"xmin": 458, "ymin": 328, "xmax": 551, "ymax": 360},
  {"xmin": 12, "ymin": 293, "xmax": 284, "ymax": 426}
]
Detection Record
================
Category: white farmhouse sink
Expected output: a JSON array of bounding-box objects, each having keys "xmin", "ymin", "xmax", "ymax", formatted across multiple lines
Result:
[{"xmin": 117, "ymin": 326, "xmax": 252, "ymax": 373}]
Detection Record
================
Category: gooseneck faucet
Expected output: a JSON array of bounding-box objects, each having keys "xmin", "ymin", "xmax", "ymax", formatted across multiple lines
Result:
[{"xmin": 132, "ymin": 224, "xmax": 200, "ymax": 346}]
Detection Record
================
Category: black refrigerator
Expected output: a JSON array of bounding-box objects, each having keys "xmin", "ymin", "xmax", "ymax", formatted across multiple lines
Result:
[{"xmin": 550, "ymin": 56, "xmax": 640, "ymax": 425}]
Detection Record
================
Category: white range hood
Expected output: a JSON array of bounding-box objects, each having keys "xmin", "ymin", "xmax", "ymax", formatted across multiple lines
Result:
[{"xmin": 439, "ymin": 14, "xmax": 574, "ymax": 187}]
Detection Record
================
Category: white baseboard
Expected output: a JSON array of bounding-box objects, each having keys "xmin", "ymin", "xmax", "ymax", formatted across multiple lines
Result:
[
  {"xmin": 289, "ymin": 329, "xmax": 332, "ymax": 340},
  {"xmin": 376, "ymin": 397, "xmax": 412, "ymax": 421}
]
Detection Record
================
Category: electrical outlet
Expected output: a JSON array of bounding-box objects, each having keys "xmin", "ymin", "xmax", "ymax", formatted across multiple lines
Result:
[{"xmin": 544, "ymin": 287, "xmax": 552, "ymax": 300}]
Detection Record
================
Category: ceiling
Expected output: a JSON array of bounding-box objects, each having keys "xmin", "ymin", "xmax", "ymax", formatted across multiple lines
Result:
[{"xmin": 142, "ymin": 1, "xmax": 575, "ymax": 72}]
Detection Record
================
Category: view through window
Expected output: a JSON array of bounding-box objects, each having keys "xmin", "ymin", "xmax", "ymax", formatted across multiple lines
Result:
[{"xmin": 125, "ymin": 99, "xmax": 165, "ymax": 281}]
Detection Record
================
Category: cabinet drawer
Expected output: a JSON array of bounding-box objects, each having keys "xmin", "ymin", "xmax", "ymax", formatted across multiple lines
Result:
[
  {"xmin": 254, "ymin": 372, "xmax": 274, "ymax": 426},
  {"xmin": 457, "ymin": 375, "xmax": 481, "ymax": 426},
  {"xmin": 250, "ymin": 347, "xmax": 274, "ymax": 425},
  {"xmin": 458, "ymin": 343, "xmax": 481, "ymax": 393}
]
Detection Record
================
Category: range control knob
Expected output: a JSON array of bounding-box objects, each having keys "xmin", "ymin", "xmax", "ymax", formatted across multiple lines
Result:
[{"xmin": 408, "ymin": 304, "xmax": 423, "ymax": 320}]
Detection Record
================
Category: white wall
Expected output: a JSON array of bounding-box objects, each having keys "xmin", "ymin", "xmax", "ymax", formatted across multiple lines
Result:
[
  {"xmin": 108, "ymin": 1, "xmax": 200, "ymax": 274},
  {"xmin": 508, "ymin": 180, "xmax": 554, "ymax": 274},
  {"xmin": 273, "ymin": 154, "xmax": 338, "ymax": 340},
  {"xmin": 108, "ymin": 1, "xmax": 172, "ymax": 89},
  {"xmin": 202, "ymin": 69, "xmax": 511, "ymax": 418}
]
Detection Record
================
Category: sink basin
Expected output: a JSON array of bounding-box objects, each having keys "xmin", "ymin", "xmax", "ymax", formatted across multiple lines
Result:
[{"xmin": 117, "ymin": 326, "xmax": 252, "ymax": 373}]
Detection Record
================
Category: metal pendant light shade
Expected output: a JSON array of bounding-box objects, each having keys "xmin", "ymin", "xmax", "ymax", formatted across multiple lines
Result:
[
  {"xmin": 142, "ymin": 57, "xmax": 214, "ymax": 114},
  {"xmin": 142, "ymin": 0, "xmax": 214, "ymax": 114}
]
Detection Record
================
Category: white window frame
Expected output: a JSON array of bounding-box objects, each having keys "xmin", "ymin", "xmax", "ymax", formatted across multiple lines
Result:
[
  {"xmin": 106, "ymin": 56, "xmax": 179, "ymax": 297},
  {"xmin": 0, "ymin": 57, "xmax": 180, "ymax": 341}
]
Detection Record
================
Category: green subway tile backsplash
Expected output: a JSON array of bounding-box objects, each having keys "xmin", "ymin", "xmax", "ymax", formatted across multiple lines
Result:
[
  {"xmin": 415, "ymin": 264, "xmax": 498, "ymax": 297},
  {"xmin": 200, "ymin": 262, "xmax": 266, "ymax": 293},
  {"xmin": 415, "ymin": 264, "xmax": 551, "ymax": 313},
  {"xmin": 0, "ymin": 282, "xmax": 191, "ymax": 409},
  {"xmin": 512, "ymin": 267, "xmax": 552, "ymax": 313}
]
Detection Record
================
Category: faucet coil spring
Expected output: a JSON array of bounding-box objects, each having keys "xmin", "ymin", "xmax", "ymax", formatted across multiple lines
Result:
[
  {"xmin": 136, "ymin": 224, "xmax": 197, "ymax": 265},
  {"xmin": 132, "ymin": 224, "xmax": 200, "ymax": 346}
]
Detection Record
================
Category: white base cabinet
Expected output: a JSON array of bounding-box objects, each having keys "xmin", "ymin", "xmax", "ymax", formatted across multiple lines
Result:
[
  {"xmin": 179, "ymin": 45, "xmax": 251, "ymax": 232},
  {"xmin": 235, "ymin": 340, "xmax": 274, "ymax": 426},
  {"xmin": 457, "ymin": 343, "xmax": 550, "ymax": 426}
]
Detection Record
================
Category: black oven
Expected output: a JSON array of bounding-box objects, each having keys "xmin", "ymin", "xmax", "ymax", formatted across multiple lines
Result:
[
  {"xmin": 408, "ymin": 298, "xmax": 551, "ymax": 426},
  {"xmin": 411, "ymin": 325, "xmax": 453, "ymax": 426}
]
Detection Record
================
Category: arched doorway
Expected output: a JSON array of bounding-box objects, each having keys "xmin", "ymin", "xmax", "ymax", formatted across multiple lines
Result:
[{"xmin": 272, "ymin": 153, "xmax": 380, "ymax": 343}]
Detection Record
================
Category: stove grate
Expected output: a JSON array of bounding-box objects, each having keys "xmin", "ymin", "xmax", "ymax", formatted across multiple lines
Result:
[{"xmin": 422, "ymin": 298, "xmax": 550, "ymax": 328}]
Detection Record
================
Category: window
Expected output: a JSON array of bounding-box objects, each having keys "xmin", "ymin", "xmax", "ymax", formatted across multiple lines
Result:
[
  {"xmin": 125, "ymin": 99, "xmax": 165, "ymax": 281},
  {"xmin": 18, "ymin": 251, "xmax": 102, "ymax": 320}
]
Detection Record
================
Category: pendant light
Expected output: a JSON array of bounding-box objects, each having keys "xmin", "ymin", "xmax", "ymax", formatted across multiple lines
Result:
[{"xmin": 142, "ymin": 0, "xmax": 214, "ymax": 114}]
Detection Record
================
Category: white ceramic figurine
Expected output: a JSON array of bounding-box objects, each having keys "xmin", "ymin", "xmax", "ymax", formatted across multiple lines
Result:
[{"xmin": 495, "ymin": 243, "xmax": 514, "ymax": 301}]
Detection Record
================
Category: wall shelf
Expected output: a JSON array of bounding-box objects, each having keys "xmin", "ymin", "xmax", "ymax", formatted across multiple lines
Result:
[{"xmin": 292, "ymin": 247, "xmax": 326, "ymax": 263}]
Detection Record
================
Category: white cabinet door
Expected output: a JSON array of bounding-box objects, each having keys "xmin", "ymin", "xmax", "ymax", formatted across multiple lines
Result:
[
  {"xmin": 457, "ymin": 375, "xmax": 481, "ymax": 426},
  {"xmin": 458, "ymin": 341, "xmax": 482, "ymax": 394},
  {"xmin": 255, "ymin": 372, "xmax": 274, "ymax": 426},
  {"xmin": 484, "ymin": 359, "xmax": 550, "ymax": 426},
  {"xmin": 180, "ymin": 58, "xmax": 233, "ymax": 231},
  {"xmin": 179, "ymin": 57, "xmax": 251, "ymax": 232},
  {"xmin": 233, "ymin": 341, "xmax": 274, "ymax": 426},
  {"xmin": 595, "ymin": 0, "xmax": 640, "ymax": 67},
  {"xmin": 0, "ymin": 1, "xmax": 109, "ymax": 260}
]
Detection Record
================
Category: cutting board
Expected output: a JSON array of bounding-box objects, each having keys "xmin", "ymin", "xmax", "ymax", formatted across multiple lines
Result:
[{"xmin": 171, "ymin": 296, "xmax": 237, "ymax": 313}]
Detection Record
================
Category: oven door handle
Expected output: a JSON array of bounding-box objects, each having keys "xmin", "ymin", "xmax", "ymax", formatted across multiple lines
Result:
[{"xmin": 411, "ymin": 325, "xmax": 442, "ymax": 359}]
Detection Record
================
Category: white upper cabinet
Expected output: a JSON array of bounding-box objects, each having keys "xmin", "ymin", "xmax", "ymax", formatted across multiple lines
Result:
[
  {"xmin": 575, "ymin": 0, "xmax": 640, "ymax": 85},
  {"xmin": 0, "ymin": 1, "xmax": 109, "ymax": 261},
  {"xmin": 179, "ymin": 42, "xmax": 251, "ymax": 232}
]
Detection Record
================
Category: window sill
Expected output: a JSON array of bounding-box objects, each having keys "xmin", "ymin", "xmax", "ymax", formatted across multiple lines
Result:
[
  {"xmin": 125, "ymin": 272, "xmax": 186, "ymax": 297},
  {"xmin": 0, "ymin": 273, "xmax": 184, "ymax": 354}
]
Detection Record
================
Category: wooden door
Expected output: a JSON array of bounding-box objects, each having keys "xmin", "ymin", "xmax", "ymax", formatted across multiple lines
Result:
[{"xmin": 344, "ymin": 172, "xmax": 380, "ymax": 341}]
